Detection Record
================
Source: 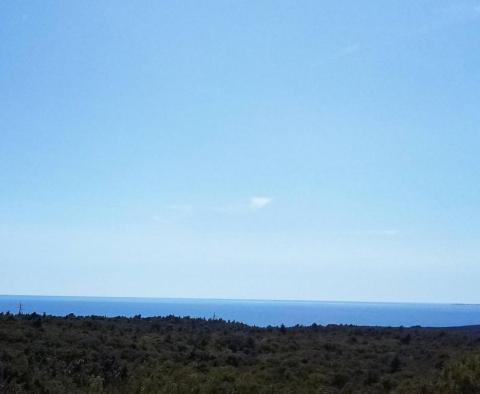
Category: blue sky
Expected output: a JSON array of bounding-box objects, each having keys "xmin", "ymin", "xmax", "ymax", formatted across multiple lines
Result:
[{"xmin": 1, "ymin": 1, "xmax": 479, "ymax": 302}]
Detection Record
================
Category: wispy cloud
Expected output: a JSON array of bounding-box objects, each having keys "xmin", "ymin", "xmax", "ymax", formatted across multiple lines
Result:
[
  {"xmin": 154, "ymin": 198, "xmax": 273, "ymax": 219},
  {"xmin": 249, "ymin": 196, "xmax": 272, "ymax": 210},
  {"xmin": 213, "ymin": 197, "xmax": 273, "ymax": 214}
]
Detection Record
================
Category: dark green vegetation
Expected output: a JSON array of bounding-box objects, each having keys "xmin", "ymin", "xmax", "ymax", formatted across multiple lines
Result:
[{"xmin": 1, "ymin": 314, "xmax": 480, "ymax": 393}]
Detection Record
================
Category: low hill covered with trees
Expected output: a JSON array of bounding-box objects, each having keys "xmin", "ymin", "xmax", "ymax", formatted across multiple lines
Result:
[{"xmin": 1, "ymin": 313, "xmax": 480, "ymax": 393}]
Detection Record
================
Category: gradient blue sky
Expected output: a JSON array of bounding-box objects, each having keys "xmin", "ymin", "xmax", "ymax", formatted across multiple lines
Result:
[{"xmin": 1, "ymin": 1, "xmax": 479, "ymax": 302}]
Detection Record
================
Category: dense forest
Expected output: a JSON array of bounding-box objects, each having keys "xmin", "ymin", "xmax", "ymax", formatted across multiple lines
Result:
[{"xmin": 1, "ymin": 313, "xmax": 480, "ymax": 393}]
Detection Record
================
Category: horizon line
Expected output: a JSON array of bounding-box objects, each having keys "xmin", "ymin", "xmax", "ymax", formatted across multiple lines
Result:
[{"xmin": 1, "ymin": 293, "xmax": 478, "ymax": 306}]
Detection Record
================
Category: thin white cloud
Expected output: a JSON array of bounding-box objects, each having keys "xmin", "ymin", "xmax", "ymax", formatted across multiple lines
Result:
[
  {"xmin": 154, "ymin": 198, "xmax": 273, "ymax": 218},
  {"xmin": 249, "ymin": 196, "xmax": 272, "ymax": 210}
]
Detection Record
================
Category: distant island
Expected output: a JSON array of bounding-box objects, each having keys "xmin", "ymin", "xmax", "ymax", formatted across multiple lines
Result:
[{"xmin": 1, "ymin": 313, "xmax": 480, "ymax": 393}]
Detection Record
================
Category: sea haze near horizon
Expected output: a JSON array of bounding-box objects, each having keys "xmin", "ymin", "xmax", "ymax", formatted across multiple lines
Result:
[{"xmin": 1, "ymin": 295, "xmax": 480, "ymax": 327}]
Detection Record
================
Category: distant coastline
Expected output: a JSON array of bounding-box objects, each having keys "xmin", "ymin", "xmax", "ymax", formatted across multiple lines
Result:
[{"xmin": 2, "ymin": 295, "xmax": 480, "ymax": 328}]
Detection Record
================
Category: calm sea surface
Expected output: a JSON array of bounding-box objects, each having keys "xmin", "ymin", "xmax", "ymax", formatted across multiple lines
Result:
[{"xmin": 1, "ymin": 295, "xmax": 479, "ymax": 327}]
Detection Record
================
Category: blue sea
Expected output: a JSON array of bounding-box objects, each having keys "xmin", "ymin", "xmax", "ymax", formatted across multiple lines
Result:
[{"xmin": 1, "ymin": 295, "xmax": 480, "ymax": 327}]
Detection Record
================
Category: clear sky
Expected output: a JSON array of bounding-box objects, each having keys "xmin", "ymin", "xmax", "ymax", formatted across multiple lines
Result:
[{"xmin": 1, "ymin": 1, "xmax": 479, "ymax": 302}]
